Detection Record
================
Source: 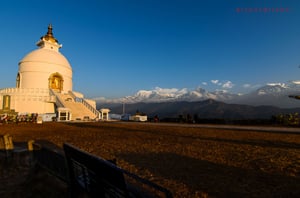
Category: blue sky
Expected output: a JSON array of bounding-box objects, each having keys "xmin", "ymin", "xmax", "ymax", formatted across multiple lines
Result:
[{"xmin": 0, "ymin": 0, "xmax": 299, "ymax": 98}]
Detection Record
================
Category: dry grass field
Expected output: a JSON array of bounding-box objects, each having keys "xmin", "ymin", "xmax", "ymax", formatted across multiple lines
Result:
[{"xmin": 1, "ymin": 121, "xmax": 300, "ymax": 197}]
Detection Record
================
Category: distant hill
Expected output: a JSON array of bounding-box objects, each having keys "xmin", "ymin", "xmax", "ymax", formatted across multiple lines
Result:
[{"xmin": 97, "ymin": 99, "xmax": 300, "ymax": 120}]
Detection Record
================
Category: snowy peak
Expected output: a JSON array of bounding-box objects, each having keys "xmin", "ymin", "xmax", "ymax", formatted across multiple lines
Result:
[
  {"xmin": 255, "ymin": 83, "xmax": 288, "ymax": 96},
  {"xmin": 251, "ymin": 81, "xmax": 300, "ymax": 96},
  {"xmin": 231, "ymin": 81, "xmax": 300, "ymax": 108},
  {"xmin": 96, "ymin": 86, "xmax": 238, "ymax": 104},
  {"xmin": 126, "ymin": 87, "xmax": 190, "ymax": 103},
  {"xmin": 135, "ymin": 87, "xmax": 188, "ymax": 98},
  {"xmin": 94, "ymin": 81, "xmax": 300, "ymax": 108}
]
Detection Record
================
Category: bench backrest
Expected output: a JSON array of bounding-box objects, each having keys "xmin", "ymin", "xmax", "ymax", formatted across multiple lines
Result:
[
  {"xmin": 63, "ymin": 143, "xmax": 129, "ymax": 198},
  {"xmin": 33, "ymin": 140, "xmax": 68, "ymax": 182}
]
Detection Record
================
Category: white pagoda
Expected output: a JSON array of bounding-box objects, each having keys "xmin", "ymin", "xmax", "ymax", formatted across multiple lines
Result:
[{"xmin": 0, "ymin": 25, "xmax": 100, "ymax": 121}]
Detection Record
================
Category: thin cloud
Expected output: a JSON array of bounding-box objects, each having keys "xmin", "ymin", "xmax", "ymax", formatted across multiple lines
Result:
[
  {"xmin": 292, "ymin": 81, "xmax": 300, "ymax": 85},
  {"xmin": 202, "ymin": 82, "xmax": 207, "ymax": 86},
  {"xmin": 222, "ymin": 81, "xmax": 234, "ymax": 89},
  {"xmin": 211, "ymin": 80, "xmax": 219, "ymax": 84},
  {"xmin": 243, "ymin": 84, "xmax": 251, "ymax": 88},
  {"xmin": 243, "ymin": 83, "xmax": 261, "ymax": 89}
]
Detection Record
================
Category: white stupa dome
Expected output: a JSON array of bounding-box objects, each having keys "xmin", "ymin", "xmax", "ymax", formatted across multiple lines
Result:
[
  {"xmin": 17, "ymin": 24, "xmax": 72, "ymax": 92},
  {"xmin": 20, "ymin": 48, "xmax": 71, "ymax": 69}
]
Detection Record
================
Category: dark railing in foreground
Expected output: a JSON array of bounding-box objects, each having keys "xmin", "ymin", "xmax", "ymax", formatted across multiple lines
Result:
[
  {"xmin": 31, "ymin": 141, "xmax": 173, "ymax": 198},
  {"xmin": 32, "ymin": 140, "xmax": 68, "ymax": 182}
]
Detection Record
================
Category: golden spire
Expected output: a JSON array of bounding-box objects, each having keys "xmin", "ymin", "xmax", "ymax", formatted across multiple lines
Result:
[
  {"xmin": 47, "ymin": 24, "xmax": 53, "ymax": 36},
  {"xmin": 41, "ymin": 24, "xmax": 58, "ymax": 43}
]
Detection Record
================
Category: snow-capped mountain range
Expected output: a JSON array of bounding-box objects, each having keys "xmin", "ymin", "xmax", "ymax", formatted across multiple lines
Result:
[{"xmin": 94, "ymin": 81, "xmax": 300, "ymax": 108}]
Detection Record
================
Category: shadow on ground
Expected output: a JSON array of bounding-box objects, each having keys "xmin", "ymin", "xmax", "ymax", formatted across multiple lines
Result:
[{"xmin": 117, "ymin": 152, "xmax": 300, "ymax": 198}]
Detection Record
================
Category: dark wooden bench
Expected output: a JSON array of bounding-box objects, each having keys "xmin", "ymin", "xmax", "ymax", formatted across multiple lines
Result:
[{"xmin": 63, "ymin": 143, "xmax": 173, "ymax": 198}]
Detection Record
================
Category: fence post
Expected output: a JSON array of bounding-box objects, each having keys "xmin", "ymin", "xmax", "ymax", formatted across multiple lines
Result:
[
  {"xmin": 0, "ymin": 134, "xmax": 14, "ymax": 157},
  {"xmin": 0, "ymin": 134, "xmax": 14, "ymax": 150},
  {"xmin": 27, "ymin": 140, "xmax": 35, "ymax": 151},
  {"xmin": 27, "ymin": 140, "xmax": 36, "ymax": 166}
]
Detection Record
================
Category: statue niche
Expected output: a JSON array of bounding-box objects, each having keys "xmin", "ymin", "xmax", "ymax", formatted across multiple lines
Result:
[
  {"xmin": 49, "ymin": 73, "xmax": 63, "ymax": 91},
  {"xmin": 16, "ymin": 73, "xmax": 20, "ymax": 88}
]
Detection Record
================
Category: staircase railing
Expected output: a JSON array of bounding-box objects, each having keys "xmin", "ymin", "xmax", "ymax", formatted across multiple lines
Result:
[
  {"xmin": 82, "ymin": 98, "xmax": 100, "ymax": 118},
  {"xmin": 67, "ymin": 91, "xmax": 77, "ymax": 101},
  {"xmin": 68, "ymin": 91, "xmax": 100, "ymax": 119},
  {"xmin": 49, "ymin": 89, "xmax": 64, "ymax": 108}
]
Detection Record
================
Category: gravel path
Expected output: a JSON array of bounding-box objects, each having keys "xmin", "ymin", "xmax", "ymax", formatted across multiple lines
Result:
[{"xmin": 0, "ymin": 122, "xmax": 299, "ymax": 197}]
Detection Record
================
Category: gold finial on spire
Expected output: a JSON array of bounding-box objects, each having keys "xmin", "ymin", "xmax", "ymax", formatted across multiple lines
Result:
[
  {"xmin": 41, "ymin": 24, "xmax": 58, "ymax": 43},
  {"xmin": 47, "ymin": 24, "xmax": 53, "ymax": 36}
]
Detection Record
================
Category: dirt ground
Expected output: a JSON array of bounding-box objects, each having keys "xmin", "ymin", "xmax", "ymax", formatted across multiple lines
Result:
[{"xmin": 0, "ymin": 121, "xmax": 300, "ymax": 198}]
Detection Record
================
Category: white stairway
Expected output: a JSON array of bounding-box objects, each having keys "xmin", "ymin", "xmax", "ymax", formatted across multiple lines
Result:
[{"xmin": 55, "ymin": 92, "xmax": 98, "ymax": 120}]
